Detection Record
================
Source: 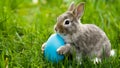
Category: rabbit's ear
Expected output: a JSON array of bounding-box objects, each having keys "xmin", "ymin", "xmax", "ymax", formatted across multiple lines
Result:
[
  {"xmin": 73, "ymin": 2, "xmax": 85, "ymax": 19},
  {"xmin": 68, "ymin": 2, "xmax": 75, "ymax": 11}
]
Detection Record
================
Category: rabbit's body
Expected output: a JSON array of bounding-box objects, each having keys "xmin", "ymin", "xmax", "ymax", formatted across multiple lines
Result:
[
  {"xmin": 41, "ymin": 2, "xmax": 111, "ymax": 63},
  {"xmin": 62, "ymin": 23, "xmax": 111, "ymax": 58}
]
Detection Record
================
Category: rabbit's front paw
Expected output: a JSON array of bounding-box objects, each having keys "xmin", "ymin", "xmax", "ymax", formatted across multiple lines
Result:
[
  {"xmin": 57, "ymin": 44, "xmax": 71, "ymax": 55},
  {"xmin": 57, "ymin": 46, "xmax": 67, "ymax": 55}
]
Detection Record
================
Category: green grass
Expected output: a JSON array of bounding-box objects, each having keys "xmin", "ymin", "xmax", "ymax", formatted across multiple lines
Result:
[{"xmin": 0, "ymin": 0, "xmax": 120, "ymax": 68}]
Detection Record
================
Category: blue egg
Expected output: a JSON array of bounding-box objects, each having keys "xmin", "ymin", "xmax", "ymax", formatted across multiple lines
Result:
[{"xmin": 44, "ymin": 34, "xmax": 65, "ymax": 63}]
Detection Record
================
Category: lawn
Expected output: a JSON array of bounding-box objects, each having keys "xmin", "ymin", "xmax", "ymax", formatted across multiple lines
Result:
[{"xmin": 0, "ymin": 0, "xmax": 120, "ymax": 68}]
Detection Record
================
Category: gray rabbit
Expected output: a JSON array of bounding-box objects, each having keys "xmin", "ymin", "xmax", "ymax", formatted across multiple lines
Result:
[{"xmin": 42, "ymin": 2, "xmax": 112, "ymax": 63}]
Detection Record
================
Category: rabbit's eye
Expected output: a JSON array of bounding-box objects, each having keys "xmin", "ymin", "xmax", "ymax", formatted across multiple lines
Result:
[
  {"xmin": 63, "ymin": 19, "xmax": 71, "ymax": 26},
  {"xmin": 65, "ymin": 20, "xmax": 70, "ymax": 25}
]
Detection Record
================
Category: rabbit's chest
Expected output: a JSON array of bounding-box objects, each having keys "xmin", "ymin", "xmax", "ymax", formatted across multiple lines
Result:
[
  {"xmin": 63, "ymin": 33, "xmax": 80, "ymax": 43},
  {"xmin": 63, "ymin": 35, "xmax": 73, "ymax": 43}
]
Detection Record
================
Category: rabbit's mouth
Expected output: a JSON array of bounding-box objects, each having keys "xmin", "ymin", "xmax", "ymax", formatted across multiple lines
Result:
[
  {"xmin": 54, "ymin": 24, "xmax": 68, "ymax": 36},
  {"xmin": 54, "ymin": 27, "xmax": 65, "ymax": 35}
]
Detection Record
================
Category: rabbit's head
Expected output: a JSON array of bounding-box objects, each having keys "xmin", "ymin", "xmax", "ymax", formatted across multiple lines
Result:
[{"xmin": 54, "ymin": 2, "xmax": 85, "ymax": 36}]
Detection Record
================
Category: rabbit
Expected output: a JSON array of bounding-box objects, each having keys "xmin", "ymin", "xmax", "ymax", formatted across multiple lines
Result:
[{"xmin": 41, "ymin": 2, "xmax": 112, "ymax": 63}]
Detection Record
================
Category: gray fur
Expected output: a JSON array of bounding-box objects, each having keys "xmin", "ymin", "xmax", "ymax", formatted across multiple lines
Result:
[
  {"xmin": 55, "ymin": 2, "xmax": 111, "ymax": 61},
  {"xmin": 41, "ymin": 2, "xmax": 111, "ymax": 63}
]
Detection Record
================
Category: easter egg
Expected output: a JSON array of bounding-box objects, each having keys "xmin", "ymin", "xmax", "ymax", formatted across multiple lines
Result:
[{"xmin": 44, "ymin": 34, "xmax": 65, "ymax": 63}]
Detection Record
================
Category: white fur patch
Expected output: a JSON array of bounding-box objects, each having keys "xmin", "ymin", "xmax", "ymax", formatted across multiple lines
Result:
[
  {"xmin": 110, "ymin": 49, "xmax": 115, "ymax": 56},
  {"xmin": 93, "ymin": 57, "xmax": 101, "ymax": 64}
]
